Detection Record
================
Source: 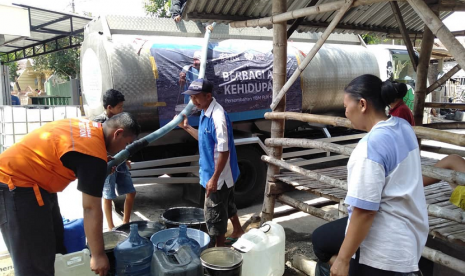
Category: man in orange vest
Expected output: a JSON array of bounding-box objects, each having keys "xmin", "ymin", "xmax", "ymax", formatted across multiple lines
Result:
[{"xmin": 0, "ymin": 112, "xmax": 140, "ymax": 276}]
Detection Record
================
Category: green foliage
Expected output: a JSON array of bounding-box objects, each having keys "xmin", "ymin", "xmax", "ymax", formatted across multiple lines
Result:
[
  {"xmin": 144, "ymin": 0, "xmax": 171, "ymax": 17},
  {"xmin": 361, "ymin": 34, "xmax": 392, "ymax": 45},
  {"xmin": 7, "ymin": 61, "xmax": 19, "ymax": 81},
  {"xmin": 32, "ymin": 47, "xmax": 81, "ymax": 79}
]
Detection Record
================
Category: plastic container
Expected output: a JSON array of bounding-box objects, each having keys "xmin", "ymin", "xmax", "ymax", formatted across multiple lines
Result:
[
  {"xmin": 159, "ymin": 225, "xmax": 201, "ymax": 256},
  {"xmin": 232, "ymin": 221, "xmax": 285, "ymax": 276},
  {"xmin": 55, "ymin": 248, "xmax": 95, "ymax": 276},
  {"xmin": 114, "ymin": 224, "xmax": 154, "ymax": 276},
  {"xmin": 114, "ymin": 221, "xmax": 165, "ymax": 239},
  {"xmin": 151, "ymin": 227, "xmax": 210, "ymax": 254},
  {"xmin": 151, "ymin": 245, "xmax": 203, "ymax": 276},
  {"xmin": 201, "ymin": 247, "xmax": 243, "ymax": 276},
  {"xmin": 63, "ymin": 218, "xmax": 86, "ymax": 253}
]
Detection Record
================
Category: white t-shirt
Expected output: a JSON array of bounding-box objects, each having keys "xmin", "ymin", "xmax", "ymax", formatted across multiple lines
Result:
[{"xmin": 345, "ymin": 116, "xmax": 429, "ymax": 273}]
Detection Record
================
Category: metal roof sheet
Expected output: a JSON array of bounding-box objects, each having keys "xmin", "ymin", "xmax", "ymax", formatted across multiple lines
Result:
[
  {"xmin": 183, "ymin": 0, "xmax": 454, "ymax": 36},
  {"xmin": 0, "ymin": 3, "xmax": 92, "ymax": 63}
]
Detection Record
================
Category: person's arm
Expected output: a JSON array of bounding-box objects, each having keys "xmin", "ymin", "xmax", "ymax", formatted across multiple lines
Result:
[
  {"xmin": 83, "ymin": 193, "xmax": 109, "ymax": 276},
  {"xmin": 60, "ymin": 152, "xmax": 109, "ymax": 275},
  {"xmin": 177, "ymin": 114, "xmax": 198, "ymax": 140},
  {"xmin": 330, "ymin": 208, "xmax": 376, "ymax": 276},
  {"xmin": 170, "ymin": 0, "xmax": 183, "ymax": 20},
  {"xmin": 206, "ymin": 151, "xmax": 229, "ymax": 197}
]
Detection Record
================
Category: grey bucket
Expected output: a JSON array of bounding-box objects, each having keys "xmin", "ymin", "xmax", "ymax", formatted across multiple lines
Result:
[{"xmin": 201, "ymin": 248, "xmax": 243, "ymax": 276}]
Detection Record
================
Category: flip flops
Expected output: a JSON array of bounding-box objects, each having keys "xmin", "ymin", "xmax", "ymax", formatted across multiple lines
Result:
[{"xmin": 225, "ymin": 237, "xmax": 239, "ymax": 246}]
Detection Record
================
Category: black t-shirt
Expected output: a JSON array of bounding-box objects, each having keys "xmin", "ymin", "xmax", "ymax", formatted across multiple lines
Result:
[{"xmin": 60, "ymin": 151, "xmax": 107, "ymax": 197}]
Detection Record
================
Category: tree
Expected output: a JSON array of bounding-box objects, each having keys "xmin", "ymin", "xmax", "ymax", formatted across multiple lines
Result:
[
  {"xmin": 8, "ymin": 61, "xmax": 19, "ymax": 82},
  {"xmin": 144, "ymin": 0, "xmax": 171, "ymax": 18},
  {"xmin": 32, "ymin": 43, "xmax": 81, "ymax": 80}
]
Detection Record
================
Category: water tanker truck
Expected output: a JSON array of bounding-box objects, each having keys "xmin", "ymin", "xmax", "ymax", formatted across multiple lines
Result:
[{"xmin": 80, "ymin": 16, "xmax": 417, "ymax": 207}]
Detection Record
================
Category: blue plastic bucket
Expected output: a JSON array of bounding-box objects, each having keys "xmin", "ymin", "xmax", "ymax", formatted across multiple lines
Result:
[
  {"xmin": 150, "ymin": 227, "xmax": 210, "ymax": 253},
  {"xmin": 63, "ymin": 218, "xmax": 86, "ymax": 253}
]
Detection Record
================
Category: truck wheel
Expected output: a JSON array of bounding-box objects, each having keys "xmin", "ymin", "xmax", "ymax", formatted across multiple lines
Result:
[{"xmin": 234, "ymin": 146, "xmax": 267, "ymax": 208}]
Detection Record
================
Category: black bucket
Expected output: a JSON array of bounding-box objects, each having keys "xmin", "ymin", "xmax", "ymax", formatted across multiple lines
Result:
[
  {"xmin": 101, "ymin": 231, "xmax": 128, "ymax": 276},
  {"xmin": 161, "ymin": 207, "xmax": 206, "ymax": 232},
  {"xmin": 201, "ymin": 247, "xmax": 243, "ymax": 276},
  {"xmin": 114, "ymin": 220, "xmax": 165, "ymax": 239}
]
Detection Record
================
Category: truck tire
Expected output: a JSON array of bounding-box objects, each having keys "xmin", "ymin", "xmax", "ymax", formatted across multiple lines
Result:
[{"xmin": 234, "ymin": 146, "xmax": 267, "ymax": 208}]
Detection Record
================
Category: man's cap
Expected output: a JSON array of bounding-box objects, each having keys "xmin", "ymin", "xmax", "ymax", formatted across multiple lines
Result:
[
  {"xmin": 193, "ymin": 51, "xmax": 201, "ymax": 60},
  {"xmin": 182, "ymin": 78, "xmax": 213, "ymax": 95}
]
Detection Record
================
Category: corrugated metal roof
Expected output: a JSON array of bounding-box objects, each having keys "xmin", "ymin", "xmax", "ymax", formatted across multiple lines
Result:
[
  {"xmin": 183, "ymin": 0, "xmax": 453, "ymax": 36},
  {"xmin": 0, "ymin": 3, "xmax": 91, "ymax": 62}
]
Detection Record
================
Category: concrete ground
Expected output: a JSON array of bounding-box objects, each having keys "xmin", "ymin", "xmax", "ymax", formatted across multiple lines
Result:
[{"xmin": 0, "ymin": 135, "xmax": 464, "ymax": 275}]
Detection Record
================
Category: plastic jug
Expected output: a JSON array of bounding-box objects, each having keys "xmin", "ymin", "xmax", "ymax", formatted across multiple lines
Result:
[
  {"xmin": 55, "ymin": 248, "xmax": 95, "ymax": 276},
  {"xmin": 114, "ymin": 224, "xmax": 154, "ymax": 276},
  {"xmin": 151, "ymin": 245, "xmax": 203, "ymax": 276},
  {"xmin": 159, "ymin": 225, "xmax": 201, "ymax": 257},
  {"xmin": 62, "ymin": 217, "xmax": 86, "ymax": 253},
  {"xmin": 232, "ymin": 221, "xmax": 285, "ymax": 276}
]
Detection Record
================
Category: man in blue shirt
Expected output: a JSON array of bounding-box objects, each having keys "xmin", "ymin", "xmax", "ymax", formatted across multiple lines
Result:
[{"xmin": 178, "ymin": 78, "xmax": 244, "ymax": 246}]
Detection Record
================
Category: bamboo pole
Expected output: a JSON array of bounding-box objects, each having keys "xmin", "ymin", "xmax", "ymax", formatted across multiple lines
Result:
[
  {"xmin": 421, "ymin": 145, "xmax": 465, "ymax": 157},
  {"xmin": 292, "ymin": 255, "xmax": 317, "ymax": 276},
  {"xmin": 261, "ymin": 0, "xmax": 287, "ymax": 224},
  {"xmin": 422, "ymin": 165, "xmax": 465, "ymax": 186},
  {"xmin": 414, "ymin": 126, "xmax": 465, "ymax": 146},
  {"xmin": 230, "ymin": 0, "xmax": 405, "ymax": 28},
  {"xmin": 422, "ymin": 122, "xmax": 465, "ymax": 130},
  {"xmin": 269, "ymin": 0, "xmax": 354, "ymax": 111},
  {"xmin": 278, "ymin": 194, "xmax": 338, "ymax": 221},
  {"xmin": 262, "ymin": 155, "xmax": 348, "ymax": 190},
  {"xmin": 407, "ymin": 0, "xmax": 465, "ymax": 75},
  {"xmin": 427, "ymin": 64, "xmax": 461, "ymax": 95},
  {"xmin": 422, "ymin": 247, "xmax": 465, "ymax": 273},
  {"xmin": 427, "ymin": 204, "xmax": 465, "ymax": 224},
  {"xmin": 264, "ymin": 112, "xmax": 353, "ymax": 128},
  {"xmin": 424, "ymin": 102, "xmax": 465, "ymax": 109},
  {"xmin": 265, "ymin": 138, "xmax": 354, "ymax": 156},
  {"xmin": 413, "ymin": 18, "xmax": 436, "ymax": 126},
  {"xmin": 265, "ymin": 136, "xmax": 465, "ymax": 186},
  {"xmin": 265, "ymin": 112, "xmax": 465, "ymax": 147},
  {"xmin": 390, "ymin": 1, "xmax": 417, "ymax": 71}
]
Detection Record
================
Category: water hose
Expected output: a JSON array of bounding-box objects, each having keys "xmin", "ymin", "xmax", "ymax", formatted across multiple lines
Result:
[{"xmin": 107, "ymin": 23, "xmax": 216, "ymax": 174}]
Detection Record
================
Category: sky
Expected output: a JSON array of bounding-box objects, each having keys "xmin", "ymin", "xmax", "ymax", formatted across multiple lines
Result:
[{"xmin": 0, "ymin": 0, "xmax": 463, "ymax": 31}]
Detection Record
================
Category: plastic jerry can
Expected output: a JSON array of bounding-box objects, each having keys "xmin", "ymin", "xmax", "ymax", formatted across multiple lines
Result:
[
  {"xmin": 232, "ymin": 221, "xmax": 285, "ymax": 276},
  {"xmin": 114, "ymin": 224, "xmax": 154, "ymax": 276},
  {"xmin": 151, "ymin": 245, "xmax": 203, "ymax": 276},
  {"xmin": 63, "ymin": 218, "xmax": 86, "ymax": 253},
  {"xmin": 54, "ymin": 248, "xmax": 95, "ymax": 276}
]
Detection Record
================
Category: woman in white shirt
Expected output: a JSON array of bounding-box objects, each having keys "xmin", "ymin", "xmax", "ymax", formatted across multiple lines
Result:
[{"xmin": 312, "ymin": 74, "xmax": 429, "ymax": 276}]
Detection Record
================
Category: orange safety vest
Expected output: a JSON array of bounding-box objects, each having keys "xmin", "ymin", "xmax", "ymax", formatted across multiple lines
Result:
[{"xmin": 0, "ymin": 118, "xmax": 108, "ymax": 206}]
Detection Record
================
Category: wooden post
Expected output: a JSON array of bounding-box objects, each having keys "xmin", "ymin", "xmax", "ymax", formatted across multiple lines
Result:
[
  {"xmin": 407, "ymin": 0, "xmax": 465, "ymax": 75},
  {"xmin": 269, "ymin": 0, "xmax": 354, "ymax": 111},
  {"xmin": 390, "ymin": 1, "xmax": 417, "ymax": 71},
  {"xmin": 427, "ymin": 64, "xmax": 461, "ymax": 95},
  {"xmin": 260, "ymin": 0, "xmax": 287, "ymax": 224},
  {"xmin": 412, "ymin": 18, "xmax": 435, "ymax": 126}
]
